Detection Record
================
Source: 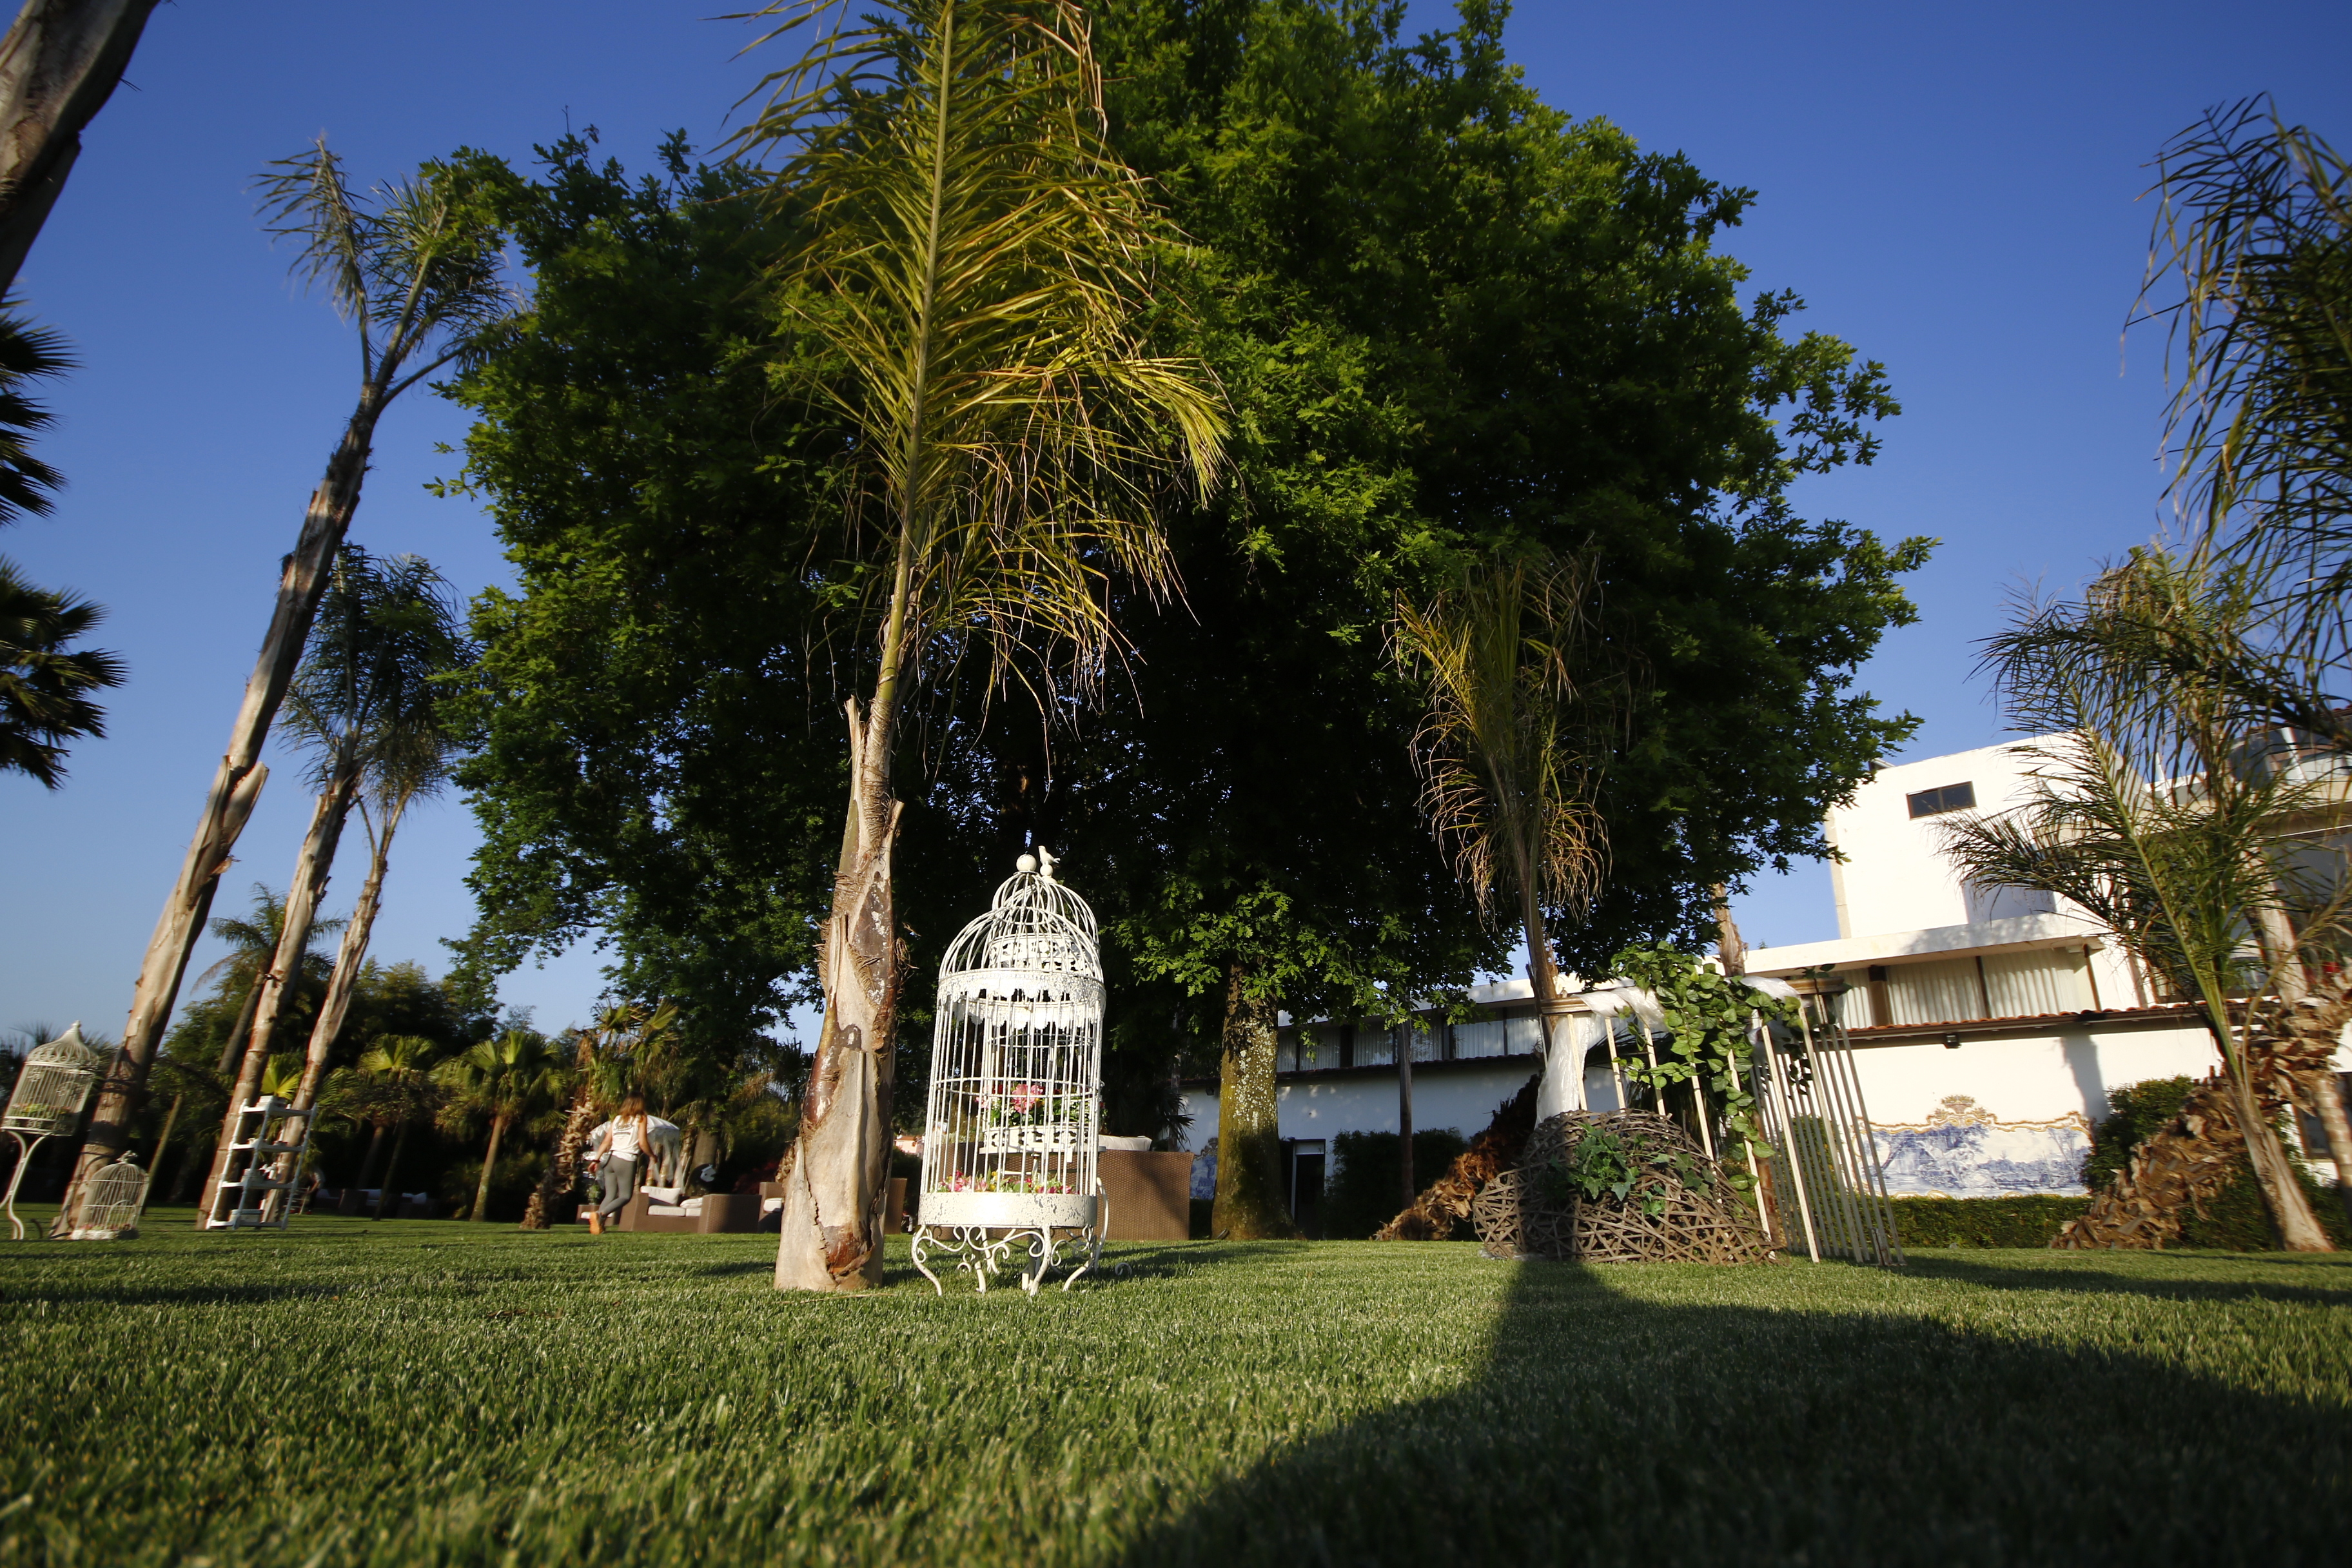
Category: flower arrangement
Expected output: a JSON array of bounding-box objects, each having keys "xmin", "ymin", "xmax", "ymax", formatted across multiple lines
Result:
[{"xmin": 947, "ymin": 1170, "xmax": 1074, "ymax": 1195}]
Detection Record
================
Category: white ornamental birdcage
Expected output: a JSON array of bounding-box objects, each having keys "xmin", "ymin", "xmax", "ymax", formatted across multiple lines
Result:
[
  {"xmin": 70, "ymin": 1155, "xmax": 150, "ymax": 1240},
  {"xmin": 912, "ymin": 848, "xmax": 1106, "ymax": 1294},
  {"xmin": 4, "ymin": 1023, "xmax": 106, "ymax": 1240},
  {"xmin": 4, "ymin": 1023, "xmax": 102, "ymax": 1139}
]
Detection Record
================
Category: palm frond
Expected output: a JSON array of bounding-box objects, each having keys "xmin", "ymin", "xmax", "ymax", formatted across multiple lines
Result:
[
  {"xmin": 2141, "ymin": 98, "xmax": 2352, "ymax": 662},
  {"xmin": 1391, "ymin": 550, "xmax": 1615, "ymax": 924},
  {"xmin": 730, "ymin": 0, "xmax": 1225, "ymax": 711}
]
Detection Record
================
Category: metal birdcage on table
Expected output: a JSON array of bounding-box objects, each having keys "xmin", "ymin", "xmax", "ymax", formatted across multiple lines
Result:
[
  {"xmin": 3, "ymin": 1023, "xmax": 105, "ymax": 1240},
  {"xmin": 912, "ymin": 849, "xmax": 1106, "ymax": 1295},
  {"xmin": 70, "ymin": 1155, "xmax": 150, "ymax": 1240}
]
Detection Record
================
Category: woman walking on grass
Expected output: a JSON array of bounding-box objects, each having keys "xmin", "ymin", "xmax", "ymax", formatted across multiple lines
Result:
[{"xmin": 585, "ymin": 1094, "xmax": 652, "ymax": 1237}]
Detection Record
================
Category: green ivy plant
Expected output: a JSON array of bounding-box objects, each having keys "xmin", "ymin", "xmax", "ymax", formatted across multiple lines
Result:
[
  {"xmin": 1540, "ymin": 1121, "xmax": 1719, "ymax": 1217},
  {"xmin": 1605, "ymin": 944, "xmax": 1803, "ymax": 1177}
]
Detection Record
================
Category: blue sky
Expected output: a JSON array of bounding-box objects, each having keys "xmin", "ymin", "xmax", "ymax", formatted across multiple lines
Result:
[{"xmin": 4, "ymin": 0, "xmax": 2349, "ymax": 1043}]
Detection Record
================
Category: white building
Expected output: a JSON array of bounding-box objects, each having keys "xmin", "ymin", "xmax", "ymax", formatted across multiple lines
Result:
[{"xmin": 1182, "ymin": 739, "xmax": 2348, "ymax": 1230}]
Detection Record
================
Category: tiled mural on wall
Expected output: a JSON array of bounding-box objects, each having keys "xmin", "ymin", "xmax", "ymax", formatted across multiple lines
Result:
[{"xmin": 1870, "ymin": 1095, "xmax": 2092, "ymax": 1197}]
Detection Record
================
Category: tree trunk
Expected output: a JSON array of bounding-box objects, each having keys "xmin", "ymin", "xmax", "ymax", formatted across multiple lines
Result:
[
  {"xmin": 774, "ymin": 698, "xmax": 902, "ymax": 1292},
  {"xmin": 0, "ymin": 0, "xmax": 164, "ymax": 290},
  {"xmin": 2309, "ymin": 1072, "xmax": 2352, "ymax": 1227},
  {"xmin": 2225, "ymin": 1060, "xmax": 2331, "ymax": 1250},
  {"xmin": 140, "ymin": 1091, "xmax": 180, "ymax": 1213},
  {"xmin": 193, "ymin": 772, "xmax": 360, "ymax": 1229},
  {"xmin": 348, "ymin": 1122, "xmax": 387, "ymax": 1208},
  {"xmin": 213, "ymin": 972, "xmax": 264, "ymax": 1077},
  {"xmin": 471, "ymin": 1113, "xmax": 507, "ymax": 1222},
  {"xmin": 2250, "ymin": 895, "xmax": 2352, "ymax": 1211},
  {"xmin": 57, "ymin": 392, "xmax": 384, "ymax": 1235},
  {"xmin": 522, "ymin": 1084, "xmax": 600, "ymax": 1231},
  {"xmin": 1396, "ymin": 1031, "xmax": 1414, "ymax": 1213},
  {"xmin": 288, "ymin": 796, "xmax": 404, "ymax": 1122},
  {"xmin": 1713, "ymin": 885, "xmax": 1747, "ymax": 975},
  {"xmin": 374, "ymin": 1118, "xmax": 410, "ymax": 1220},
  {"xmin": 1211, "ymin": 960, "xmax": 1297, "ymax": 1240},
  {"xmin": 1518, "ymin": 859, "xmax": 1580, "ymax": 1112}
]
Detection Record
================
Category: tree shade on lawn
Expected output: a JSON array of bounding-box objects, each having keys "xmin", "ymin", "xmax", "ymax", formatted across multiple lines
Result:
[
  {"xmin": 730, "ymin": 0, "xmax": 1225, "ymax": 1293},
  {"xmin": 0, "ymin": 1227, "xmax": 2345, "ymax": 1563}
]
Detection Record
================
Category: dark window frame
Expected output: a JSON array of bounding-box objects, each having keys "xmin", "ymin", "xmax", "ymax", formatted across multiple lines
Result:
[{"xmin": 1906, "ymin": 781, "xmax": 1977, "ymax": 819}]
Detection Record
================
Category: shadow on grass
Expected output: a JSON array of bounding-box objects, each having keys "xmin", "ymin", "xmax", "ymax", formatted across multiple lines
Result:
[
  {"xmin": 1907, "ymin": 1251, "xmax": 2352, "ymax": 1309},
  {"xmin": 1119, "ymin": 1258, "xmax": 2351, "ymax": 1567}
]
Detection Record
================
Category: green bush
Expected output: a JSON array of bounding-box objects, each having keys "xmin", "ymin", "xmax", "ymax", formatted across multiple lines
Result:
[
  {"xmin": 1890, "ymin": 1196, "xmax": 2089, "ymax": 1249},
  {"xmin": 1324, "ymin": 1129, "xmax": 1470, "ymax": 1239}
]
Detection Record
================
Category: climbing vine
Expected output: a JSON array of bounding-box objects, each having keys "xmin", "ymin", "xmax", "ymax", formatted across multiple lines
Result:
[{"xmin": 1605, "ymin": 944, "xmax": 1801, "ymax": 1164}]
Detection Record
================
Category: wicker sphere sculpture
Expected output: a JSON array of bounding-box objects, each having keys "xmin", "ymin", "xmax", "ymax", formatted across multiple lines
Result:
[{"xmin": 1472, "ymin": 1111, "xmax": 1772, "ymax": 1265}]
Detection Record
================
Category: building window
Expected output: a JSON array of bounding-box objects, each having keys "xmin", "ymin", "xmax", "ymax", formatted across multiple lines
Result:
[{"xmin": 1906, "ymin": 781, "xmax": 1977, "ymax": 818}]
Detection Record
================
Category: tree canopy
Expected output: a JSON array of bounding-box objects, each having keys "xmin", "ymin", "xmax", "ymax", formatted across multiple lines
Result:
[{"xmin": 444, "ymin": 2, "xmax": 1926, "ymax": 1128}]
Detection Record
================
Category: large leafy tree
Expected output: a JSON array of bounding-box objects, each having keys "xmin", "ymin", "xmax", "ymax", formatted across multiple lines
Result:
[
  {"xmin": 449, "ymin": 1, "xmax": 1924, "ymax": 1250},
  {"xmin": 444, "ymin": 132, "xmax": 839, "ymax": 1042},
  {"xmin": 1064, "ymin": 0, "xmax": 1921, "ymax": 1232}
]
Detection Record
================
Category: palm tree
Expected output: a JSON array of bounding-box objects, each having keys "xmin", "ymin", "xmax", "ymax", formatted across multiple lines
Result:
[
  {"xmin": 2141, "ymin": 98, "xmax": 2351, "ymax": 683},
  {"xmin": 279, "ymin": 552, "xmax": 467, "ymax": 1122},
  {"xmin": 731, "ymin": 0, "xmax": 1226, "ymax": 1291},
  {"xmin": 357, "ymin": 1035, "xmax": 440, "ymax": 1221},
  {"xmin": 435, "ymin": 1029, "xmax": 565, "ymax": 1223},
  {"xmin": 0, "ymin": 308, "xmax": 118, "ymax": 789},
  {"xmin": 200, "ymin": 549, "xmax": 453, "ymax": 1226},
  {"xmin": 1392, "ymin": 551, "xmax": 1616, "ymax": 1074},
  {"xmin": 62, "ymin": 143, "xmax": 517, "ymax": 1233},
  {"xmin": 1941, "ymin": 549, "xmax": 2340, "ymax": 1250}
]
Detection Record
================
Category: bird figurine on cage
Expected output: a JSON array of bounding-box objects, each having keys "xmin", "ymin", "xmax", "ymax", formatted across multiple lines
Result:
[{"xmin": 912, "ymin": 848, "xmax": 1108, "ymax": 1294}]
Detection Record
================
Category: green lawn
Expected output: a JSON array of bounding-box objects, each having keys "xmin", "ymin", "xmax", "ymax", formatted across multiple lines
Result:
[{"xmin": 2, "ymin": 1213, "xmax": 2346, "ymax": 1566}]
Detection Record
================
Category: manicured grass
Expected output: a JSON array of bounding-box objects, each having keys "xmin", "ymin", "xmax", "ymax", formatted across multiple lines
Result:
[{"xmin": 2, "ymin": 1213, "xmax": 2347, "ymax": 1566}]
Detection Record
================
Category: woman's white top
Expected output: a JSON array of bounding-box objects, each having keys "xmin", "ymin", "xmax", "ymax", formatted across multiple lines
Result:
[{"xmin": 587, "ymin": 1117, "xmax": 662, "ymax": 1163}]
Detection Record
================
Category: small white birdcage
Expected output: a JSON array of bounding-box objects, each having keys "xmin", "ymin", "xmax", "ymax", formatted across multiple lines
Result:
[
  {"xmin": 70, "ymin": 1155, "xmax": 150, "ymax": 1240},
  {"xmin": 912, "ymin": 849, "xmax": 1106, "ymax": 1294},
  {"xmin": 4, "ymin": 1023, "xmax": 102, "ymax": 1139},
  {"xmin": 3, "ymin": 1023, "xmax": 105, "ymax": 1240}
]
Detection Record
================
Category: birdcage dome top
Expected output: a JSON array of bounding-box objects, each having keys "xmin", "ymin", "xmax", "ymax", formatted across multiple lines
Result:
[
  {"xmin": 24, "ymin": 1023, "xmax": 98, "ymax": 1072},
  {"xmin": 937, "ymin": 850, "xmax": 1101, "ymax": 999}
]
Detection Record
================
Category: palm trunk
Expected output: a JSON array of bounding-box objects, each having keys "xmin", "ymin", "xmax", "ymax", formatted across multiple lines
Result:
[
  {"xmin": 2251, "ymin": 894, "xmax": 2352, "ymax": 1213},
  {"xmin": 141, "ymin": 1092, "xmax": 181, "ymax": 1213},
  {"xmin": 471, "ymin": 1113, "xmax": 508, "ymax": 1222},
  {"xmin": 1397, "ymin": 1032, "xmax": 1415, "ymax": 1213},
  {"xmin": 289, "ymin": 796, "xmax": 405, "ymax": 1121},
  {"xmin": 194, "ymin": 770, "xmax": 360, "ymax": 1229},
  {"xmin": 57, "ymin": 391, "xmax": 384, "ymax": 1235},
  {"xmin": 214, "ymin": 974, "xmax": 264, "ymax": 1077},
  {"xmin": 1211, "ymin": 960, "xmax": 1297, "ymax": 1239},
  {"xmin": 2206, "ymin": 1005, "xmax": 2331, "ymax": 1251},
  {"xmin": 522, "ymin": 1086, "xmax": 600, "ymax": 1230},
  {"xmin": 1518, "ymin": 851, "xmax": 1579, "ymax": 1111},
  {"xmin": 348, "ymin": 1122, "xmax": 387, "ymax": 1207},
  {"xmin": 0, "ymin": 1, "xmax": 166, "ymax": 290},
  {"xmin": 774, "ymin": 694, "xmax": 903, "ymax": 1291},
  {"xmin": 374, "ymin": 1117, "xmax": 410, "ymax": 1220}
]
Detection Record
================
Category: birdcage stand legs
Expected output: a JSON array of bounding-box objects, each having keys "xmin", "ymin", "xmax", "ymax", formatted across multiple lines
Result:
[
  {"xmin": 910, "ymin": 1210, "xmax": 1104, "ymax": 1297},
  {"xmin": 2, "ymin": 1131, "xmax": 50, "ymax": 1241}
]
